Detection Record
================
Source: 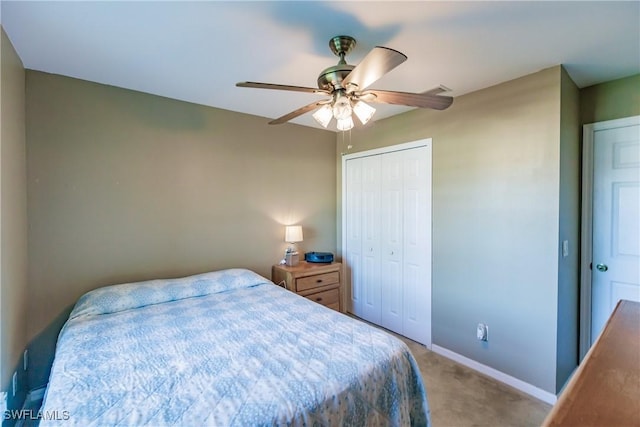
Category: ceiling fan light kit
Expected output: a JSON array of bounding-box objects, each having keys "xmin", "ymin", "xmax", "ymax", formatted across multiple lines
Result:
[
  {"xmin": 336, "ymin": 117, "xmax": 355, "ymax": 132},
  {"xmin": 353, "ymin": 100, "xmax": 376, "ymax": 125},
  {"xmin": 312, "ymin": 104, "xmax": 333, "ymax": 128},
  {"xmin": 236, "ymin": 35, "xmax": 453, "ymax": 131}
]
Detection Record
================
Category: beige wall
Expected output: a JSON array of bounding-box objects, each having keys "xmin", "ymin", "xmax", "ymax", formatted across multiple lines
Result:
[
  {"xmin": 15, "ymin": 58, "xmax": 640, "ymax": 396},
  {"xmin": 26, "ymin": 71, "xmax": 336, "ymax": 340},
  {"xmin": 336, "ymin": 66, "xmax": 571, "ymax": 394},
  {"xmin": 1, "ymin": 28, "xmax": 28, "ymax": 392},
  {"xmin": 556, "ymin": 66, "xmax": 581, "ymax": 388},
  {"xmin": 580, "ymin": 73, "xmax": 640, "ymax": 124}
]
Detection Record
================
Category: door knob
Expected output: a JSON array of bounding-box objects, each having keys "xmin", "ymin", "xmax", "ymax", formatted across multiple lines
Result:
[{"xmin": 596, "ymin": 263, "xmax": 608, "ymax": 272}]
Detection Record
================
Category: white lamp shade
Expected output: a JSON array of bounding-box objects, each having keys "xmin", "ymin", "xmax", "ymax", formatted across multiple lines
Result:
[
  {"xmin": 336, "ymin": 116, "xmax": 354, "ymax": 131},
  {"xmin": 332, "ymin": 93, "xmax": 352, "ymax": 120},
  {"xmin": 285, "ymin": 225, "xmax": 303, "ymax": 243},
  {"xmin": 312, "ymin": 104, "xmax": 333, "ymax": 128},
  {"xmin": 353, "ymin": 101, "xmax": 376, "ymax": 125}
]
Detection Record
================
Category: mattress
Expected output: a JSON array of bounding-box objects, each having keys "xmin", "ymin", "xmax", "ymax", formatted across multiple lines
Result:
[{"xmin": 40, "ymin": 268, "xmax": 430, "ymax": 426}]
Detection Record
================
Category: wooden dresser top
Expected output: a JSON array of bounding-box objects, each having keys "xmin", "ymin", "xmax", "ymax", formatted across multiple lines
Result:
[{"xmin": 543, "ymin": 299, "xmax": 640, "ymax": 427}]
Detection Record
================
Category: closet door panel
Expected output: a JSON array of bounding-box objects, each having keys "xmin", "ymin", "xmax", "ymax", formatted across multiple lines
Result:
[
  {"xmin": 361, "ymin": 155, "xmax": 381, "ymax": 324},
  {"xmin": 345, "ymin": 158, "xmax": 363, "ymax": 316},
  {"xmin": 404, "ymin": 263, "xmax": 421, "ymax": 320},
  {"xmin": 381, "ymin": 151, "xmax": 404, "ymax": 333},
  {"xmin": 402, "ymin": 147, "xmax": 431, "ymax": 345}
]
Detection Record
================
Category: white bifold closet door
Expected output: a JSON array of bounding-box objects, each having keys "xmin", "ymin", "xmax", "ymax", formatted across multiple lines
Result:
[{"xmin": 344, "ymin": 141, "xmax": 431, "ymax": 346}]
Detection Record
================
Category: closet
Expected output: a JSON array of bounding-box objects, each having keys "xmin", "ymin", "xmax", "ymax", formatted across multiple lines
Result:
[{"xmin": 342, "ymin": 139, "xmax": 432, "ymax": 346}]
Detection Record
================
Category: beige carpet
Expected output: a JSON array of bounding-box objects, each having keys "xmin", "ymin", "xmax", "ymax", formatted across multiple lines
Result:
[{"xmin": 399, "ymin": 336, "xmax": 552, "ymax": 427}]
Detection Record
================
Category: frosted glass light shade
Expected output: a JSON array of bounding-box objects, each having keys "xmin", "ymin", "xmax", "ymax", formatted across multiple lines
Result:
[
  {"xmin": 312, "ymin": 105, "xmax": 333, "ymax": 128},
  {"xmin": 332, "ymin": 93, "xmax": 352, "ymax": 120},
  {"xmin": 353, "ymin": 101, "xmax": 376, "ymax": 125},
  {"xmin": 336, "ymin": 116, "xmax": 354, "ymax": 131},
  {"xmin": 284, "ymin": 225, "xmax": 303, "ymax": 243}
]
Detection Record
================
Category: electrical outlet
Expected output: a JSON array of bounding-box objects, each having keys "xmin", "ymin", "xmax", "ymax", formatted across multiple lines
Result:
[
  {"xmin": 24, "ymin": 349, "xmax": 28, "ymax": 371},
  {"xmin": 12, "ymin": 372, "xmax": 17, "ymax": 397},
  {"xmin": 477, "ymin": 323, "xmax": 489, "ymax": 342}
]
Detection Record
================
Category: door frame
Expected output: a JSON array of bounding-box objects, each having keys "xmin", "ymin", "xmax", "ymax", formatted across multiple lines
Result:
[
  {"xmin": 341, "ymin": 138, "xmax": 433, "ymax": 347},
  {"xmin": 579, "ymin": 115, "xmax": 640, "ymax": 360}
]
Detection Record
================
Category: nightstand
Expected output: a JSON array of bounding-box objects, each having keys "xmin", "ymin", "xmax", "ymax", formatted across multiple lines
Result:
[{"xmin": 272, "ymin": 261, "xmax": 343, "ymax": 312}]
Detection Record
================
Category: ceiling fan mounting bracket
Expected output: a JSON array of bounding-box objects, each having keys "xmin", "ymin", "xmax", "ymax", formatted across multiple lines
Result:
[{"xmin": 329, "ymin": 35, "xmax": 356, "ymax": 59}]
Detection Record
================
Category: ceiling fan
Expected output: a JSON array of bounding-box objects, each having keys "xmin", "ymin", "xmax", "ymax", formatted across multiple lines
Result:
[{"xmin": 236, "ymin": 35, "xmax": 453, "ymax": 131}]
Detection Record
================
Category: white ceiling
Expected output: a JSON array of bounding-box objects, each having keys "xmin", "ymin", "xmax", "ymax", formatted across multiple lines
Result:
[{"xmin": 2, "ymin": 1, "xmax": 639, "ymax": 131}]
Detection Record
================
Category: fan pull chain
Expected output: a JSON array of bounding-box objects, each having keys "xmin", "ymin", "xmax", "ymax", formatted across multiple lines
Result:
[{"xmin": 340, "ymin": 128, "xmax": 353, "ymax": 155}]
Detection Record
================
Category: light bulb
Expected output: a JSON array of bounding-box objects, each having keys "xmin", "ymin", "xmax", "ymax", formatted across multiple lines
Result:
[{"xmin": 353, "ymin": 101, "xmax": 376, "ymax": 125}]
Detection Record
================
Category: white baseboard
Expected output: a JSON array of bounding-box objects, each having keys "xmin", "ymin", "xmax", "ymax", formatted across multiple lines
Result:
[{"xmin": 431, "ymin": 344, "xmax": 557, "ymax": 405}]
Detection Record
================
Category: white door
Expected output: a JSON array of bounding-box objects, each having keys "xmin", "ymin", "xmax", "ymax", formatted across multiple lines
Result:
[
  {"xmin": 402, "ymin": 146, "xmax": 431, "ymax": 345},
  {"xmin": 361, "ymin": 155, "xmax": 382, "ymax": 324},
  {"xmin": 380, "ymin": 150, "xmax": 404, "ymax": 334},
  {"xmin": 342, "ymin": 140, "xmax": 432, "ymax": 347},
  {"xmin": 345, "ymin": 157, "xmax": 363, "ymax": 317},
  {"xmin": 591, "ymin": 122, "xmax": 640, "ymax": 341}
]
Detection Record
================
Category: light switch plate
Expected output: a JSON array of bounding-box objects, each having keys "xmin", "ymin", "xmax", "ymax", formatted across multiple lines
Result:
[{"xmin": 12, "ymin": 372, "xmax": 17, "ymax": 397}]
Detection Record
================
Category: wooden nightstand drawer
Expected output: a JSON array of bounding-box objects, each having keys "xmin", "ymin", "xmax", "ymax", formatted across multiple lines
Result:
[
  {"xmin": 305, "ymin": 288, "xmax": 339, "ymax": 310},
  {"xmin": 296, "ymin": 271, "xmax": 339, "ymax": 292},
  {"xmin": 272, "ymin": 261, "xmax": 343, "ymax": 312}
]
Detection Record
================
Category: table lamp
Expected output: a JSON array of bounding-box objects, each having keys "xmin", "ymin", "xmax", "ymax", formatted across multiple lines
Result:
[{"xmin": 284, "ymin": 225, "xmax": 303, "ymax": 266}]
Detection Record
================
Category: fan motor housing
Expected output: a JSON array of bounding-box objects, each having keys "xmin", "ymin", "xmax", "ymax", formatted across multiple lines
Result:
[{"xmin": 317, "ymin": 64, "xmax": 355, "ymax": 92}]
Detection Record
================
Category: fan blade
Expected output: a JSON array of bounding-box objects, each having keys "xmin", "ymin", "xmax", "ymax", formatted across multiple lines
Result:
[
  {"xmin": 236, "ymin": 81, "xmax": 329, "ymax": 95},
  {"xmin": 343, "ymin": 46, "xmax": 407, "ymax": 91},
  {"xmin": 364, "ymin": 89, "xmax": 453, "ymax": 110},
  {"xmin": 268, "ymin": 101, "xmax": 326, "ymax": 125},
  {"xmin": 422, "ymin": 85, "xmax": 451, "ymax": 96}
]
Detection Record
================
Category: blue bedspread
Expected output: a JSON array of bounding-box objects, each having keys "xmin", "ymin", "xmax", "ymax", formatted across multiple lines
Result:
[{"xmin": 40, "ymin": 269, "xmax": 430, "ymax": 426}]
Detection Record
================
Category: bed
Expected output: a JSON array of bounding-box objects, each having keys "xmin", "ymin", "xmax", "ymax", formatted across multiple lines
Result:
[{"xmin": 40, "ymin": 268, "xmax": 430, "ymax": 426}]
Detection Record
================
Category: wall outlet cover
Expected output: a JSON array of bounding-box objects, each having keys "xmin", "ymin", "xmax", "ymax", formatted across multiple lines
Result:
[{"xmin": 477, "ymin": 323, "xmax": 489, "ymax": 341}]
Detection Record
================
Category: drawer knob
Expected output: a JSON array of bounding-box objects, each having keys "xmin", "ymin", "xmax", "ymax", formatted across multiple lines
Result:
[
  {"xmin": 315, "ymin": 297, "xmax": 323, "ymax": 302},
  {"xmin": 316, "ymin": 279, "xmax": 323, "ymax": 283}
]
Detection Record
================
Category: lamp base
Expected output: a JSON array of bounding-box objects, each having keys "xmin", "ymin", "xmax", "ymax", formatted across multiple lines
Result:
[{"xmin": 285, "ymin": 251, "xmax": 299, "ymax": 267}]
